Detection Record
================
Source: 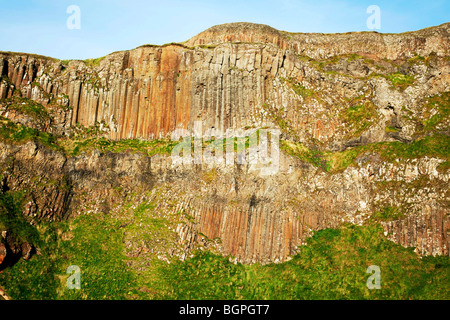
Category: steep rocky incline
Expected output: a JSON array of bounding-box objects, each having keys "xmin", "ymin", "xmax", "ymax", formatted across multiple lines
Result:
[
  {"xmin": 1, "ymin": 22, "xmax": 449, "ymax": 145},
  {"xmin": 0, "ymin": 22, "xmax": 449, "ymax": 264},
  {"xmin": 0, "ymin": 139, "xmax": 448, "ymax": 264}
]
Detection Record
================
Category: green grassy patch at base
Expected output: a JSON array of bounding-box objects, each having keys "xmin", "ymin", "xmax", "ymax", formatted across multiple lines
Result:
[
  {"xmin": 0, "ymin": 190, "xmax": 181, "ymax": 300},
  {"xmin": 1, "ymin": 202, "xmax": 449, "ymax": 300},
  {"xmin": 56, "ymin": 214, "xmax": 135, "ymax": 300},
  {"xmin": 0, "ymin": 206, "xmax": 135, "ymax": 300},
  {"xmin": 157, "ymin": 224, "xmax": 449, "ymax": 300}
]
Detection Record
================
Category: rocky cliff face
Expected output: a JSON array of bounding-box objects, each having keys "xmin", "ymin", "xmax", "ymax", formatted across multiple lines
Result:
[
  {"xmin": 0, "ymin": 22, "xmax": 449, "ymax": 265},
  {"xmin": 1, "ymin": 22, "xmax": 449, "ymax": 142}
]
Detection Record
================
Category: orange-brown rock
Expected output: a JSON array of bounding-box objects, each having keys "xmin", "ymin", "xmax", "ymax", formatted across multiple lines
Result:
[
  {"xmin": 1, "ymin": 22, "xmax": 449, "ymax": 145},
  {"xmin": 186, "ymin": 22, "xmax": 450, "ymax": 59},
  {"xmin": 0, "ymin": 22, "xmax": 449, "ymax": 264}
]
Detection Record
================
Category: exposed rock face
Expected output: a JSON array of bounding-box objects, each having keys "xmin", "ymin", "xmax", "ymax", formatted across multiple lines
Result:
[
  {"xmin": 151, "ymin": 153, "xmax": 449, "ymax": 263},
  {"xmin": 1, "ymin": 22, "xmax": 449, "ymax": 143},
  {"xmin": 186, "ymin": 22, "xmax": 450, "ymax": 59},
  {"xmin": 0, "ymin": 22, "xmax": 449, "ymax": 263},
  {"xmin": 0, "ymin": 141, "xmax": 71, "ymax": 221}
]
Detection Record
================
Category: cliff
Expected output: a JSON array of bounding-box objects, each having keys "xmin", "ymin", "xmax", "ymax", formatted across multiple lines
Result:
[
  {"xmin": 0, "ymin": 22, "xmax": 449, "ymax": 266},
  {"xmin": 1, "ymin": 22, "xmax": 449, "ymax": 143}
]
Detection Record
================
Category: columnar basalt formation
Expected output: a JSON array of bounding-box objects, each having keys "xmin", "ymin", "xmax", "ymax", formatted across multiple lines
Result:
[
  {"xmin": 1, "ymin": 22, "xmax": 449, "ymax": 142},
  {"xmin": 0, "ymin": 22, "xmax": 449, "ymax": 263}
]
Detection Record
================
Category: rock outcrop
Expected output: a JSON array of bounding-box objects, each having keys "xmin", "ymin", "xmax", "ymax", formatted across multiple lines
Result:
[
  {"xmin": 0, "ymin": 230, "xmax": 34, "ymax": 271},
  {"xmin": 1, "ymin": 22, "xmax": 449, "ymax": 144},
  {"xmin": 0, "ymin": 22, "xmax": 449, "ymax": 263}
]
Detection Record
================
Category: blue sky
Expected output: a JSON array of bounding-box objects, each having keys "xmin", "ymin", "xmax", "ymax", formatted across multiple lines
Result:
[{"xmin": 0, "ymin": 0, "xmax": 448, "ymax": 60}]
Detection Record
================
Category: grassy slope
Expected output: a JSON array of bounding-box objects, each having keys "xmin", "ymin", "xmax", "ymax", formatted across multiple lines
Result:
[
  {"xmin": 0, "ymin": 192, "xmax": 448, "ymax": 300},
  {"xmin": 159, "ymin": 225, "xmax": 449, "ymax": 300}
]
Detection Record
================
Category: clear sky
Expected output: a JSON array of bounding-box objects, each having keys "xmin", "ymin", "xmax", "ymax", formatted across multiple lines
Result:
[{"xmin": 0, "ymin": 0, "xmax": 449, "ymax": 60}]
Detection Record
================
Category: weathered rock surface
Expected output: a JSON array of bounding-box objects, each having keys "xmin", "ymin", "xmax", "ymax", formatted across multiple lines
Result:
[
  {"xmin": 1, "ymin": 22, "xmax": 449, "ymax": 146},
  {"xmin": 0, "ymin": 139, "xmax": 448, "ymax": 263},
  {"xmin": 0, "ymin": 22, "xmax": 449, "ymax": 263},
  {"xmin": 185, "ymin": 22, "xmax": 450, "ymax": 60}
]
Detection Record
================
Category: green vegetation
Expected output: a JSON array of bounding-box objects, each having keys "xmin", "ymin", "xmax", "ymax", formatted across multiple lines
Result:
[
  {"xmin": 2, "ymin": 97, "xmax": 51, "ymax": 124},
  {"xmin": 0, "ymin": 75, "xmax": 12, "ymax": 85},
  {"xmin": 291, "ymin": 83, "xmax": 314, "ymax": 98},
  {"xmin": 408, "ymin": 55, "xmax": 426, "ymax": 65},
  {"xmin": 0, "ymin": 95, "xmax": 271, "ymax": 159},
  {"xmin": 294, "ymin": 53, "xmax": 421, "ymax": 92},
  {"xmin": 0, "ymin": 190, "xmax": 186, "ymax": 300},
  {"xmin": 0, "ymin": 116, "xmax": 60, "ymax": 150},
  {"xmin": 281, "ymin": 140, "xmax": 330, "ymax": 171},
  {"xmin": 85, "ymin": 76, "xmax": 103, "ymax": 92},
  {"xmin": 0, "ymin": 209, "xmax": 135, "ymax": 299},
  {"xmin": 346, "ymin": 53, "xmax": 365, "ymax": 62},
  {"xmin": 0, "ymin": 50, "xmax": 448, "ymax": 301},
  {"xmin": 83, "ymin": 56, "xmax": 105, "ymax": 68},
  {"xmin": 56, "ymin": 213, "xmax": 135, "ymax": 299},
  {"xmin": 198, "ymin": 44, "xmax": 218, "ymax": 50},
  {"xmin": 0, "ymin": 229, "xmax": 61, "ymax": 299},
  {"xmin": 0, "ymin": 51, "xmax": 57, "ymax": 62},
  {"xmin": 325, "ymin": 147, "xmax": 361, "ymax": 172},
  {"xmin": 0, "ymin": 98, "xmax": 182, "ymax": 158},
  {"xmin": 67, "ymin": 137, "xmax": 177, "ymax": 157},
  {"xmin": 385, "ymin": 126, "xmax": 400, "ymax": 133},
  {"xmin": 342, "ymin": 134, "xmax": 448, "ymax": 169},
  {"xmin": 2, "ymin": 195, "xmax": 448, "ymax": 300},
  {"xmin": 0, "ymin": 96, "xmax": 62, "ymax": 150},
  {"xmin": 371, "ymin": 206, "xmax": 405, "ymax": 222},
  {"xmin": 158, "ymin": 224, "xmax": 449, "ymax": 300},
  {"xmin": 407, "ymin": 54, "xmax": 438, "ymax": 68},
  {"xmin": 372, "ymin": 134, "xmax": 449, "ymax": 161},
  {"xmin": 30, "ymin": 81, "xmax": 52, "ymax": 100},
  {"xmin": 436, "ymin": 160, "xmax": 450, "ymax": 173},
  {"xmin": 421, "ymin": 92, "xmax": 450, "ymax": 133},
  {"xmin": 280, "ymin": 77, "xmax": 315, "ymax": 99},
  {"xmin": 0, "ymin": 192, "xmax": 41, "ymax": 246},
  {"xmin": 297, "ymin": 53, "xmax": 381, "ymax": 78},
  {"xmin": 282, "ymin": 134, "xmax": 450, "ymax": 173},
  {"xmin": 340, "ymin": 102, "xmax": 378, "ymax": 137},
  {"xmin": 387, "ymin": 73, "xmax": 415, "ymax": 90},
  {"xmin": 331, "ymin": 134, "xmax": 449, "ymax": 171},
  {"xmin": 59, "ymin": 56, "xmax": 105, "ymax": 68},
  {"xmin": 261, "ymin": 103, "xmax": 299, "ymax": 139},
  {"xmin": 0, "ymin": 192, "xmax": 61, "ymax": 299},
  {"xmin": 161, "ymin": 42, "xmax": 187, "ymax": 48}
]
